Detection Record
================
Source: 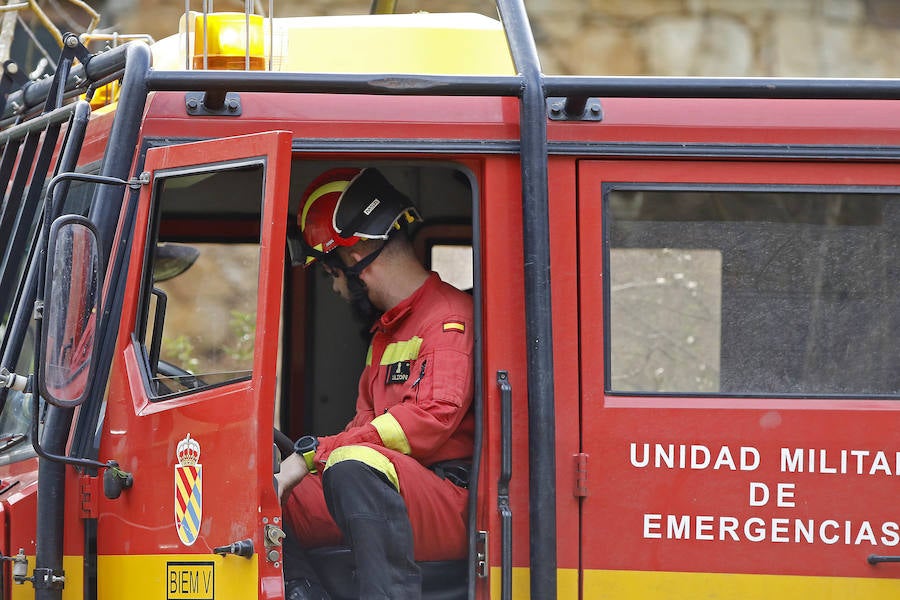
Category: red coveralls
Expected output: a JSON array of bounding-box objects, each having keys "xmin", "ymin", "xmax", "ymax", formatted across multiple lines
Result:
[{"xmin": 284, "ymin": 272, "xmax": 474, "ymax": 561}]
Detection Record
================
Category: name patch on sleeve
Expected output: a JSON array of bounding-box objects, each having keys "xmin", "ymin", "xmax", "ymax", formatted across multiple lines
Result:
[{"xmin": 385, "ymin": 360, "xmax": 411, "ymax": 384}]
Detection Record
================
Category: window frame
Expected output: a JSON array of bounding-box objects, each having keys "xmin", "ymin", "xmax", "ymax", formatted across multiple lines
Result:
[{"xmin": 135, "ymin": 158, "xmax": 268, "ymax": 402}]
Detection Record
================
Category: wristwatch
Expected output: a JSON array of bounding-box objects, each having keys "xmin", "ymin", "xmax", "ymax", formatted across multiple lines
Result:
[{"xmin": 293, "ymin": 435, "xmax": 319, "ymax": 474}]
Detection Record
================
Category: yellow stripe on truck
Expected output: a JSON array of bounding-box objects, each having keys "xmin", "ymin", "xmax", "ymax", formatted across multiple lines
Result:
[
  {"xmin": 22, "ymin": 556, "xmax": 888, "ymax": 599},
  {"xmin": 583, "ymin": 569, "xmax": 900, "ymax": 599},
  {"xmin": 12, "ymin": 554, "xmax": 257, "ymax": 600},
  {"xmin": 11, "ymin": 556, "xmax": 83, "ymax": 600},
  {"xmin": 488, "ymin": 567, "xmax": 578, "ymax": 599},
  {"xmin": 486, "ymin": 568, "xmax": 900, "ymax": 599},
  {"xmin": 104, "ymin": 554, "xmax": 257, "ymax": 600}
]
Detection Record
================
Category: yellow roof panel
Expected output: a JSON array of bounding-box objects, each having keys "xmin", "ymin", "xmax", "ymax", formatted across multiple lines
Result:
[{"xmin": 151, "ymin": 12, "xmax": 516, "ymax": 76}]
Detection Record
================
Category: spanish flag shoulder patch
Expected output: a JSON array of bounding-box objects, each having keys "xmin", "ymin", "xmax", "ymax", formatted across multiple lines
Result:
[{"xmin": 442, "ymin": 321, "xmax": 465, "ymax": 333}]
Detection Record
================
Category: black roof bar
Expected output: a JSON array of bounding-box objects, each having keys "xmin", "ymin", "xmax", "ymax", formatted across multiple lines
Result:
[
  {"xmin": 8, "ymin": 38, "xmax": 900, "ymax": 120},
  {"xmin": 1, "ymin": 39, "xmax": 132, "ymax": 120},
  {"xmin": 145, "ymin": 70, "xmax": 525, "ymax": 96},
  {"xmin": 6, "ymin": 44, "xmax": 900, "ymax": 125},
  {"xmin": 0, "ymin": 124, "xmax": 57, "ymax": 322},
  {"xmin": 0, "ymin": 102, "xmax": 80, "ymax": 144},
  {"xmin": 143, "ymin": 70, "xmax": 900, "ymax": 100},
  {"xmin": 543, "ymin": 75, "xmax": 900, "ymax": 99},
  {"xmin": 494, "ymin": 1, "xmax": 557, "ymax": 599}
]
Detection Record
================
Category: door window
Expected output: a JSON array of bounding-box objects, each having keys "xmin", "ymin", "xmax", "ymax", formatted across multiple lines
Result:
[{"xmin": 140, "ymin": 163, "xmax": 264, "ymax": 398}]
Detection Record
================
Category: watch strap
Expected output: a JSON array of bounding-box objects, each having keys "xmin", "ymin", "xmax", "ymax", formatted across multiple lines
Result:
[{"xmin": 293, "ymin": 435, "xmax": 319, "ymax": 474}]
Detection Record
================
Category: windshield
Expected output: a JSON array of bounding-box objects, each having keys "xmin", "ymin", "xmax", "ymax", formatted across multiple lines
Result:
[
  {"xmin": 0, "ymin": 322, "xmax": 37, "ymax": 465},
  {"xmin": 0, "ymin": 180, "xmax": 41, "ymax": 464}
]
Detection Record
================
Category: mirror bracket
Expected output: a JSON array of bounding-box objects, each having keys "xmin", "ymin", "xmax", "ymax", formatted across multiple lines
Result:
[{"xmin": 0, "ymin": 367, "xmax": 27, "ymax": 392}]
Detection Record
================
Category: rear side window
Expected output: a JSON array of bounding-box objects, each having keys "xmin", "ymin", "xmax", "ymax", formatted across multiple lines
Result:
[
  {"xmin": 429, "ymin": 244, "xmax": 473, "ymax": 292},
  {"xmin": 605, "ymin": 187, "xmax": 898, "ymax": 397}
]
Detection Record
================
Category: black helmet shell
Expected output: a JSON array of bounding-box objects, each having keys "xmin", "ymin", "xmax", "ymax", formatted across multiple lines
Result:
[{"xmin": 334, "ymin": 168, "xmax": 421, "ymax": 240}]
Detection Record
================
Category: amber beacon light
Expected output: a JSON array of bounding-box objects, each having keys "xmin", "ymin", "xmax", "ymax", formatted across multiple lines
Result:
[{"xmin": 193, "ymin": 12, "xmax": 265, "ymax": 70}]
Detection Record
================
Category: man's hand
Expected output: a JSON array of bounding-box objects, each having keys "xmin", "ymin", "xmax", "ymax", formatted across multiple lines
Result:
[{"xmin": 276, "ymin": 453, "xmax": 309, "ymax": 503}]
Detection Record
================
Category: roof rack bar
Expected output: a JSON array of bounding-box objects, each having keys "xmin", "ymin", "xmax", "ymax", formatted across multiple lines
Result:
[
  {"xmin": 544, "ymin": 75, "xmax": 900, "ymax": 100},
  {"xmin": 88, "ymin": 43, "xmax": 150, "ymax": 262},
  {"xmin": 494, "ymin": 0, "xmax": 557, "ymax": 597},
  {"xmin": 0, "ymin": 102, "xmax": 78, "ymax": 144},
  {"xmin": 0, "ymin": 118, "xmax": 62, "ymax": 294},
  {"xmin": 7, "ymin": 34, "xmax": 900, "ymax": 125},
  {"xmin": 77, "ymin": 41, "xmax": 151, "ymax": 443},
  {"xmin": 0, "ymin": 129, "xmax": 42, "ymax": 291},
  {"xmin": 0, "ymin": 135, "xmax": 26, "ymax": 323},
  {"xmin": 145, "ymin": 70, "xmax": 524, "ymax": 96},
  {"xmin": 2, "ymin": 40, "xmax": 131, "ymax": 120},
  {"xmin": 0, "ymin": 100, "xmax": 87, "ymax": 413},
  {"xmin": 144, "ymin": 71, "xmax": 900, "ymax": 101},
  {"xmin": 244, "ymin": 0, "xmax": 251, "ymax": 71}
]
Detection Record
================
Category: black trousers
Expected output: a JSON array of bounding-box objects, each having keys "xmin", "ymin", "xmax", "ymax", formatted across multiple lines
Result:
[{"xmin": 283, "ymin": 460, "xmax": 422, "ymax": 599}]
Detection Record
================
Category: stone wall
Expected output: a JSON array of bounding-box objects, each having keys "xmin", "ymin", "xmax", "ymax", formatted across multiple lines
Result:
[{"xmin": 105, "ymin": 0, "xmax": 900, "ymax": 77}]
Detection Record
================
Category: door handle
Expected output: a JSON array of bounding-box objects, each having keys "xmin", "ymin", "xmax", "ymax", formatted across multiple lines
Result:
[
  {"xmin": 497, "ymin": 370, "xmax": 512, "ymax": 600},
  {"xmin": 868, "ymin": 554, "xmax": 900, "ymax": 564}
]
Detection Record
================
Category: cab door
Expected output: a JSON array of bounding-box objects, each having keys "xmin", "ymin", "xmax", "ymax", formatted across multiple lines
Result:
[
  {"xmin": 578, "ymin": 160, "xmax": 900, "ymax": 598},
  {"xmin": 100, "ymin": 131, "xmax": 292, "ymax": 600}
]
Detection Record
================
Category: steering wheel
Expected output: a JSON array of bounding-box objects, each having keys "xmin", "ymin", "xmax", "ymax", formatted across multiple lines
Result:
[
  {"xmin": 155, "ymin": 360, "xmax": 207, "ymax": 392},
  {"xmin": 274, "ymin": 428, "xmax": 294, "ymax": 459}
]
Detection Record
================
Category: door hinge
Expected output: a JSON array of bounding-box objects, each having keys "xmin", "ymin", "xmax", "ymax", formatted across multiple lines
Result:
[
  {"xmin": 79, "ymin": 474, "xmax": 100, "ymax": 519},
  {"xmin": 475, "ymin": 530, "xmax": 488, "ymax": 578},
  {"xmin": 574, "ymin": 453, "xmax": 589, "ymax": 498},
  {"xmin": 130, "ymin": 171, "xmax": 151, "ymax": 188}
]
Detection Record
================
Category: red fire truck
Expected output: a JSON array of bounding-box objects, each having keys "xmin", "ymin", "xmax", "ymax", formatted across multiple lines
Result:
[{"xmin": 0, "ymin": 1, "xmax": 899, "ymax": 598}]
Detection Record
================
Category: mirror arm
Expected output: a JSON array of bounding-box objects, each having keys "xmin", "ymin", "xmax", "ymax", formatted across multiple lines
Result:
[
  {"xmin": 37, "ymin": 173, "xmax": 142, "ymax": 408},
  {"xmin": 28, "ymin": 382, "xmax": 132, "ymax": 488},
  {"xmin": 35, "ymin": 174, "xmax": 141, "ymax": 405},
  {"xmin": 44, "ymin": 172, "xmax": 138, "ymax": 215},
  {"xmin": 26, "ymin": 172, "xmax": 137, "ymax": 488},
  {"xmin": 41, "ymin": 172, "xmax": 135, "ymax": 255}
]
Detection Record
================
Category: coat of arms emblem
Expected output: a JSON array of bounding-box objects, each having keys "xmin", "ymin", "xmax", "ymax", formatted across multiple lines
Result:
[{"xmin": 174, "ymin": 434, "xmax": 202, "ymax": 545}]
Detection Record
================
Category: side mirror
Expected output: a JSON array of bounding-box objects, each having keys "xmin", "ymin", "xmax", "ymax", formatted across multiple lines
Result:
[
  {"xmin": 39, "ymin": 216, "xmax": 102, "ymax": 408},
  {"xmin": 153, "ymin": 243, "xmax": 200, "ymax": 282}
]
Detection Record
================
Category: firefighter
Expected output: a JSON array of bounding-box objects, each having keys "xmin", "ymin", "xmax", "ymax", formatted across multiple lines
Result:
[{"xmin": 277, "ymin": 167, "xmax": 475, "ymax": 600}]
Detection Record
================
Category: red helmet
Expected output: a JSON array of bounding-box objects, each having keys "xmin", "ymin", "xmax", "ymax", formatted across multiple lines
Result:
[{"xmin": 298, "ymin": 167, "xmax": 421, "ymax": 265}]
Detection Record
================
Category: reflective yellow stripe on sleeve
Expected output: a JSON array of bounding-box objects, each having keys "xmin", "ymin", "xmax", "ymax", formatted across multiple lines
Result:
[
  {"xmin": 379, "ymin": 336, "xmax": 422, "ymax": 365},
  {"xmin": 371, "ymin": 413, "xmax": 412, "ymax": 455},
  {"xmin": 324, "ymin": 445, "xmax": 400, "ymax": 492}
]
